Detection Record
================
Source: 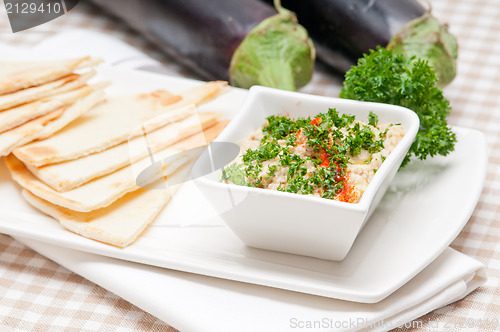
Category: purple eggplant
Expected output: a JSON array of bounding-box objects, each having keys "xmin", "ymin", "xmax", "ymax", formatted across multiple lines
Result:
[
  {"xmin": 90, "ymin": 0, "xmax": 315, "ymax": 91},
  {"xmin": 264, "ymin": 0, "xmax": 458, "ymax": 86}
]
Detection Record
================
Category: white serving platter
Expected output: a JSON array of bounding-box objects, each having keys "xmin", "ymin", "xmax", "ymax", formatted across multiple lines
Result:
[{"xmin": 0, "ymin": 52, "xmax": 487, "ymax": 303}]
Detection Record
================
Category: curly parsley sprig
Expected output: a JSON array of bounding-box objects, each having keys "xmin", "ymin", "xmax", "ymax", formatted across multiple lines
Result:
[{"xmin": 339, "ymin": 46, "xmax": 456, "ymax": 167}]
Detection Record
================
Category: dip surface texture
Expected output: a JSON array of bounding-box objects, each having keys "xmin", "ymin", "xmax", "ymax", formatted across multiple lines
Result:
[{"xmin": 222, "ymin": 108, "xmax": 405, "ymax": 203}]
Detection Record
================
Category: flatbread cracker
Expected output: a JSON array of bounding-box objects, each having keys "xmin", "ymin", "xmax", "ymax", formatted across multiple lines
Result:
[
  {"xmin": 0, "ymin": 100, "xmax": 64, "ymax": 134},
  {"xmin": 28, "ymin": 112, "xmax": 220, "ymax": 191},
  {"xmin": 34, "ymin": 89, "xmax": 106, "ymax": 141},
  {"xmin": 0, "ymin": 109, "xmax": 65, "ymax": 157},
  {"xmin": 0, "ymin": 84, "xmax": 98, "ymax": 133},
  {"xmin": 0, "ymin": 90, "xmax": 104, "ymax": 157},
  {"xmin": 0, "ymin": 70, "xmax": 95, "ymax": 110},
  {"xmin": 0, "ymin": 56, "xmax": 95, "ymax": 95},
  {"xmin": 5, "ymin": 122, "xmax": 227, "ymax": 212},
  {"xmin": 9, "ymin": 152, "xmax": 186, "ymax": 213},
  {"xmin": 21, "ymin": 183, "xmax": 172, "ymax": 247},
  {"xmin": 14, "ymin": 81, "xmax": 227, "ymax": 166},
  {"xmin": 12, "ymin": 92, "xmax": 187, "ymax": 166}
]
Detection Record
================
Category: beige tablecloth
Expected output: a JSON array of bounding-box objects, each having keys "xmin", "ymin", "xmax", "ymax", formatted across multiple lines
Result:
[{"xmin": 0, "ymin": 0, "xmax": 499, "ymax": 331}]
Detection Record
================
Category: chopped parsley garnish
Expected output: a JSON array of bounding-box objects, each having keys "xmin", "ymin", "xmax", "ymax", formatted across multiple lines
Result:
[
  {"xmin": 220, "ymin": 163, "xmax": 247, "ymax": 186},
  {"xmin": 221, "ymin": 108, "xmax": 389, "ymax": 201},
  {"xmin": 368, "ymin": 112, "xmax": 378, "ymax": 126}
]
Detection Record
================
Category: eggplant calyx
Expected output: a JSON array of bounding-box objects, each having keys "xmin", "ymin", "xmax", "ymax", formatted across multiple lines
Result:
[
  {"xmin": 258, "ymin": 60, "xmax": 296, "ymax": 91},
  {"xmin": 387, "ymin": 12, "xmax": 458, "ymax": 87},
  {"xmin": 229, "ymin": 4, "xmax": 315, "ymax": 91}
]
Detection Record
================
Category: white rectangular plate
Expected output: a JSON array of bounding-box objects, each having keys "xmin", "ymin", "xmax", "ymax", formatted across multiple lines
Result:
[{"xmin": 0, "ymin": 52, "xmax": 487, "ymax": 303}]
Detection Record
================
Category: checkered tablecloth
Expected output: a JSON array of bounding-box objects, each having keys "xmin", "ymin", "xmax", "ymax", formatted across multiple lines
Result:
[{"xmin": 0, "ymin": 0, "xmax": 499, "ymax": 330}]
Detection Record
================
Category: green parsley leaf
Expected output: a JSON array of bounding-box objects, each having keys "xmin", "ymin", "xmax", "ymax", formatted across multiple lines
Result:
[
  {"xmin": 368, "ymin": 112, "xmax": 378, "ymax": 126},
  {"xmin": 220, "ymin": 163, "xmax": 249, "ymax": 186}
]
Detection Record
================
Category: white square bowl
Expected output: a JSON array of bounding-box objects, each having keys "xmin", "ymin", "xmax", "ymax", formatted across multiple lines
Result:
[{"xmin": 192, "ymin": 86, "xmax": 419, "ymax": 260}]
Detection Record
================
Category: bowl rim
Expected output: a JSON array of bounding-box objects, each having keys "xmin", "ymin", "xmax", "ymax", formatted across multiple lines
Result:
[{"xmin": 193, "ymin": 85, "xmax": 420, "ymax": 213}]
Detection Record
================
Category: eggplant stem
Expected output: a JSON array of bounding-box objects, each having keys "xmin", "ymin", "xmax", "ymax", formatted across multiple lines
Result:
[
  {"xmin": 274, "ymin": 0, "xmax": 286, "ymax": 14},
  {"xmin": 416, "ymin": 0, "xmax": 433, "ymax": 14}
]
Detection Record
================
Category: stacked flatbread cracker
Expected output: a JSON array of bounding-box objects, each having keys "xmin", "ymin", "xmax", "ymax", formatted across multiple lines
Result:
[
  {"xmin": 2, "ymin": 58, "xmax": 229, "ymax": 247},
  {"xmin": 0, "ymin": 57, "xmax": 106, "ymax": 156}
]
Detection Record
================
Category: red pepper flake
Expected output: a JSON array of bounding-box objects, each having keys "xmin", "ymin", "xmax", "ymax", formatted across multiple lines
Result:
[
  {"xmin": 319, "ymin": 159, "xmax": 330, "ymax": 168},
  {"xmin": 295, "ymin": 129, "xmax": 306, "ymax": 145},
  {"xmin": 310, "ymin": 117, "xmax": 322, "ymax": 126},
  {"xmin": 318, "ymin": 148, "xmax": 331, "ymax": 168},
  {"xmin": 334, "ymin": 172, "xmax": 359, "ymax": 203}
]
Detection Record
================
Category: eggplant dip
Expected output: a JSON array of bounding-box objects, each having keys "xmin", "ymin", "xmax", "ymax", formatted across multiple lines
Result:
[{"xmin": 221, "ymin": 108, "xmax": 405, "ymax": 203}]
